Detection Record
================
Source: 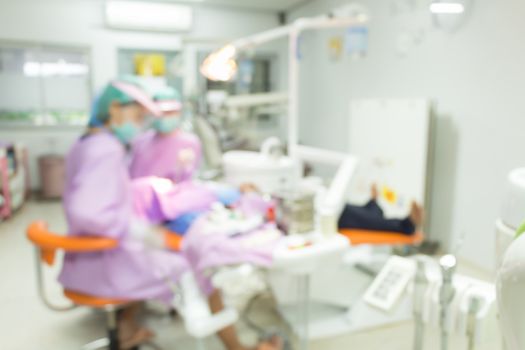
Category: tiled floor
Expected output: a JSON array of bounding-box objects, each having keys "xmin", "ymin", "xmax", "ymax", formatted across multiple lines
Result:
[{"xmin": 0, "ymin": 201, "xmax": 503, "ymax": 350}]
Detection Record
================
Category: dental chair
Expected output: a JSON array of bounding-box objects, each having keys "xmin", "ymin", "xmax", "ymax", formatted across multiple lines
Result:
[
  {"xmin": 26, "ymin": 221, "xmax": 141, "ymax": 350},
  {"xmin": 27, "ymin": 221, "xmax": 238, "ymax": 350}
]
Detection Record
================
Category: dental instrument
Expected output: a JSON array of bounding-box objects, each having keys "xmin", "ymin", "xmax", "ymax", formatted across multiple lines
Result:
[
  {"xmin": 439, "ymin": 254, "xmax": 457, "ymax": 350},
  {"xmin": 466, "ymin": 296, "xmax": 482, "ymax": 350},
  {"xmin": 413, "ymin": 258, "xmax": 428, "ymax": 350}
]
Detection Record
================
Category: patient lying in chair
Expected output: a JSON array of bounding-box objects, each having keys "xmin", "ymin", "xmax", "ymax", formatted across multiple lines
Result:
[
  {"xmin": 154, "ymin": 182, "xmax": 423, "ymax": 237},
  {"xmin": 132, "ymin": 178, "xmax": 270, "ymax": 234},
  {"xmin": 133, "ymin": 179, "xmax": 423, "ymax": 240}
]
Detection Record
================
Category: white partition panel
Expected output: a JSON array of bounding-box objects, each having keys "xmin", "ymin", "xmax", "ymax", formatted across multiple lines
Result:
[{"xmin": 348, "ymin": 99, "xmax": 431, "ymax": 218}]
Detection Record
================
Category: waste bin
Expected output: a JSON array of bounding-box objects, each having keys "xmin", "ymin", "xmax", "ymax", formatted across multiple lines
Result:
[{"xmin": 38, "ymin": 155, "xmax": 65, "ymax": 199}]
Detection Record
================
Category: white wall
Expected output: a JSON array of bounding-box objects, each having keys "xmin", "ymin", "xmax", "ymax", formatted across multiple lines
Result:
[
  {"xmin": 288, "ymin": 0, "xmax": 525, "ymax": 271},
  {"xmin": 0, "ymin": 0, "xmax": 280, "ymax": 188}
]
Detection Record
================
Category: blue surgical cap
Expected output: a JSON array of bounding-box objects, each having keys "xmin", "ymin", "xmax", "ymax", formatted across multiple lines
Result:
[{"xmin": 88, "ymin": 92, "xmax": 103, "ymax": 127}]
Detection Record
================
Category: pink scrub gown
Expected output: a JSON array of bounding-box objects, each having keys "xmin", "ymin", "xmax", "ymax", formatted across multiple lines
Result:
[
  {"xmin": 58, "ymin": 132, "xmax": 188, "ymax": 302},
  {"xmin": 130, "ymin": 177, "xmax": 281, "ymax": 294},
  {"xmin": 182, "ymin": 192, "xmax": 280, "ymax": 268},
  {"xmin": 130, "ymin": 130, "xmax": 202, "ymax": 182},
  {"xmin": 129, "ymin": 129, "xmax": 281, "ymax": 294},
  {"xmin": 131, "ymin": 177, "xmax": 217, "ymax": 224}
]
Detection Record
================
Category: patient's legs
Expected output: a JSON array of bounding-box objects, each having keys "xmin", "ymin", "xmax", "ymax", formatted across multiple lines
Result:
[
  {"xmin": 209, "ymin": 290, "xmax": 282, "ymax": 350},
  {"xmin": 338, "ymin": 200, "xmax": 423, "ymax": 235}
]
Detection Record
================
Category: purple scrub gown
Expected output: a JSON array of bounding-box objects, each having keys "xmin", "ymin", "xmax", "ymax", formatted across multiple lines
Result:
[
  {"xmin": 131, "ymin": 177, "xmax": 217, "ymax": 224},
  {"xmin": 181, "ymin": 192, "xmax": 281, "ymax": 294},
  {"xmin": 129, "ymin": 129, "xmax": 281, "ymax": 294},
  {"xmin": 130, "ymin": 130, "xmax": 202, "ymax": 182},
  {"xmin": 58, "ymin": 132, "xmax": 188, "ymax": 302},
  {"xmin": 131, "ymin": 177, "xmax": 281, "ymax": 295}
]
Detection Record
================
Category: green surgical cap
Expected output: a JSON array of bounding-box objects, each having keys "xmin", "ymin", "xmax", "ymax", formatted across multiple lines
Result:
[{"xmin": 91, "ymin": 76, "xmax": 156, "ymax": 126}]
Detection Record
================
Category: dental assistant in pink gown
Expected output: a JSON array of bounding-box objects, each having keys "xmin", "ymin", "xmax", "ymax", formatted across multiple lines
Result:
[
  {"xmin": 130, "ymin": 86, "xmax": 202, "ymax": 182},
  {"xmin": 127, "ymin": 86, "xmax": 283, "ymax": 297},
  {"xmin": 125, "ymin": 85, "xmax": 279, "ymax": 268},
  {"xmin": 127, "ymin": 86, "xmax": 282, "ymax": 349}
]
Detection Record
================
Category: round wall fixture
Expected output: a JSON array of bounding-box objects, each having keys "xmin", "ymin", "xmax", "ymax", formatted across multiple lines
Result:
[{"xmin": 430, "ymin": 0, "xmax": 472, "ymax": 32}]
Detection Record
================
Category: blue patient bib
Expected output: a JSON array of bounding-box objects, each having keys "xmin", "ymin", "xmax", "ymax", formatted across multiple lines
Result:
[{"xmin": 165, "ymin": 211, "xmax": 203, "ymax": 235}]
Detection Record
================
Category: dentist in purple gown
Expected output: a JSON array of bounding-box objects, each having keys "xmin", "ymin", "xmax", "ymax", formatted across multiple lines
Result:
[{"xmin": 59, "ymin": 78, "xmax": 189, "ymax": 348}]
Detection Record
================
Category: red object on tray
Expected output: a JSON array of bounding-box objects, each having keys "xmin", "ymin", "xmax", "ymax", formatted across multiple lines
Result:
[{"xmin": 0, "ymin": 148, "xmax": 10, "ymax": 219}]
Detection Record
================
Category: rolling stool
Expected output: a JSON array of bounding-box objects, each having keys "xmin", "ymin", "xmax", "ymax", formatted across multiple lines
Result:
[{"xmin": 27, "ymin": 221, "xmax": 154, "ymax": 350}]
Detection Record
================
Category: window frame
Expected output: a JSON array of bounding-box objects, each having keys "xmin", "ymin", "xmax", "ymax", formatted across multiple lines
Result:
[{"xmin": 0, "ymin": 39, "xmax": 92, "ymax": 127}]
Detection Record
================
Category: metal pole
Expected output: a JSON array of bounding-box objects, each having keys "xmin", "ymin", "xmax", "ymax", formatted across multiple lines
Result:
[
  {"xmin": 287, "ymin": 29, "xmax": 299, "ymax": 158},
  {"xmin": 467, "ymin": 297, "xmax": 481, "ymax": 350},
  {"xmin": 439, "ymin": 255, "xmax": 457, "ymax": 350},
  {"xmin": 106, "ymin": 307, "xmax": 119, "ymax": 350},
  {"xmin": 196, "ymin": 338, "xmax": 207, "ymax": 350},
  {"xmin": 413, "ymin": 313, "xmax": 424, "ymax": 350},
  {"xmin": 296, "ymin": 273, "xmax": 309, "ymax": 350},
  {"xmin": 33, "ymin": 247, "xmax": 75, "ymax": 311},
  {"xmin": 413, "ymin": 259, "xmax": 428, "ymax": 350}
]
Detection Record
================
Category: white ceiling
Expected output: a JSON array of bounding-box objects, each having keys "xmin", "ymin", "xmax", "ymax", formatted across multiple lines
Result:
[{"xmin": 176, "ymin": 0, "xmax": 312, "ymax": 12}]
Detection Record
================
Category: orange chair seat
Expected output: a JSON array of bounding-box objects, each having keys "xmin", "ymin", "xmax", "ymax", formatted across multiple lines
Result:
[
  {"xmin": 339, "ymin": 229, "xmax": 424, "ymax": 246},
  {"xmin": 64, "ymin": 290, "xmax": 131, "ymax": 308}
]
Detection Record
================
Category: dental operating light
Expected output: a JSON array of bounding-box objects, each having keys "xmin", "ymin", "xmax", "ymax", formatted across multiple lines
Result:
[
  {"xmin": 200, "ymin": 3, "xmax": 369, "ymax": 157},
  {"xmin": 200, "ymin": 4, "xmax": 369, "ymax": 83},
  {"xmin": 200, "ymin": 45, "xmax": 238, "ymax": 82}
]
